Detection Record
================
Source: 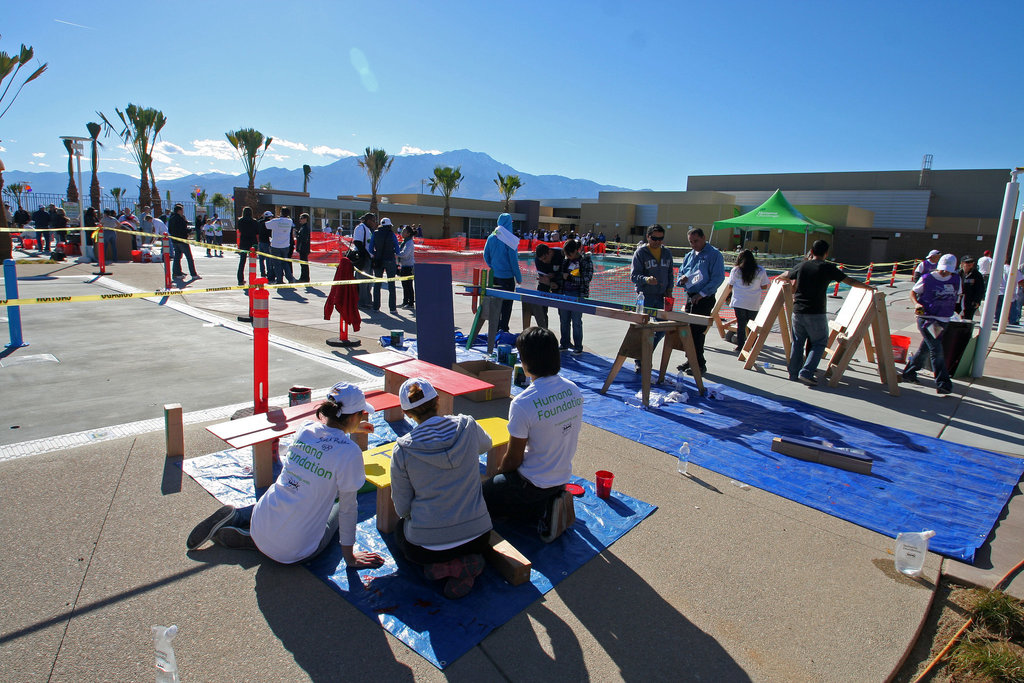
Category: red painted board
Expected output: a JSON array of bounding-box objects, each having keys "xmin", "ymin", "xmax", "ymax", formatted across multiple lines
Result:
[
  {"xmin": 386, "ymin": 359, "xmax": 494, "ymax": 395},
  {"xmin": 352, "ymin": 350, "xmax": 417, "ymax": 370}
]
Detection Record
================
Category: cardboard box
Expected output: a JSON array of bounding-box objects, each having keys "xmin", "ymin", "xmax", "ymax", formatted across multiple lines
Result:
[
  {"xmin": 452, "ymin": 360, "xmax": 512, "ymax": 401},
  {"xmin": 771, "ymin": 436, "xmax": 873, "ymax": 475}
]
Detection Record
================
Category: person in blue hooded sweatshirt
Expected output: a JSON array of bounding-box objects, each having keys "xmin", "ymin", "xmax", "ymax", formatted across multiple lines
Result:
[{"xmin": 483, "ymin": 213, "xmax": 522, "ymax": 332}]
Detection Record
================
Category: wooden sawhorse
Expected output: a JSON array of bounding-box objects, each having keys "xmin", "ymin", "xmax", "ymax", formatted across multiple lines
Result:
[{"xmin": 601, "ymin": 320, "xmax": 705, "ymax": 405}]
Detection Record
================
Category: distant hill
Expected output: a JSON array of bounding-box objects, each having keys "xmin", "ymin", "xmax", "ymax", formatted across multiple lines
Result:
[{"xmin": 5, "ymin": 149, "xmax": 631, "ymax": 205}]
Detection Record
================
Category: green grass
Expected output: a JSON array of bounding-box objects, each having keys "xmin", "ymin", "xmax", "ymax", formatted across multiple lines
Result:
[
  {"xmin": 974, "ymin": 590, "xmax": 1024, "ymax": 639},
  {"xmin": 949, "ymin": 636, "xmax": 1024, "ymax": 682}
]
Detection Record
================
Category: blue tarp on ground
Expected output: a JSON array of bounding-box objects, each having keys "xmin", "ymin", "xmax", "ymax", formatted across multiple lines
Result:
[
  {"xmin": 539, "ymin": 350, "xmax": 1023, "ymax": 564},
  {"xmin": 183, "ymin": 416, "xmax": 656, "ymax": 669}
]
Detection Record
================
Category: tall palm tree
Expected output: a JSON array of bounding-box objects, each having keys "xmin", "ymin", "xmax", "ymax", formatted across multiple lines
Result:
[
  {"xmin": 494, "ymin": 172, "xmax": 523, "ymax": 213},
  {"xmin": 211, "ymin": 192, "xmax": 230, "ymax": 216},
  {"xmin": 225, "ymin": 128, "xmax": 272, "ymax": 211},
  {"xmin": 62, "ymin": 138, "xmax": 79, "ymax": 202},
  {"xmin": 110, "ymin": 187, "xmax": 125, "ymax": 214},
  {"xmin": 302, "ymin": 164, "xmax": 312, "ymax": 193},
  {"xmin": 429, "ymin": 165, "xmax": 463, "ymax": 240},
  {"xmin": 86, "ymin": 122, "xmax": 102, "ymax": 211},
  {"xmin": 357, "ymin": 147, "xmax": 393, "ymax": 215},
  {"xmin": 0, "ymin": 38, "xmax": 47, "ymax": 260},
  {"xmin": 149, "ymin": 161, "xmax": 162, "ymax": 214},
  {"xmin": 98, "ymin": 104, "xmax": 166, "ymax": 209}
]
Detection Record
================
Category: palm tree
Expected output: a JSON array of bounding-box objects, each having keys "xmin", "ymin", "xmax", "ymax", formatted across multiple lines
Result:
[
  {"xmin": 226, "ymin": 128, "xmax": 272, "ymax": 211},
  {"xmin": 98, "ymin": 104, "xmax": 167, "ymax": 209},
  {"xmin": 357, "ymin": 147, "xmax": 393, "ymax": 215},
  {"xmin": 302, "ymin": 164, "xmax": 312, "ymax": 193},
  {"xmin": 86, "ymin": 122, "xmax": 102, "ymax": 211},
  {"xmin": 149, "ymin": 163, "xmax": 161, "ymax": 214},
  {"xmin": 211, "ymin": 192, "xmax": 230, "ymax": 216},
  {"xmin": 192, "ymin": 188, "xmax": 208, "ymax": 208},
  {"xmin": 494, "ymin": 172, "xmax": 523, "ymax": 213},
  {"xmin": 62, "ymin": 138, "xmax": 79, "ymax": 202},
  {"xmin": 429, "ymin": 165, "xmax": 463, "ymax": 240},
  {"xmin": 0, "ymin": 37, "xmax": 47, "ymax": 260},
  {"xmin": 5, "ymin": 182, "xmax": 25, "ymax": 209},
  {"xmin": 110, "ymin": 187, "xmax": 125, "ymax": 214}
]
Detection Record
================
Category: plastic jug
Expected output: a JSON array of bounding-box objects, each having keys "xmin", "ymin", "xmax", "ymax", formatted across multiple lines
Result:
[{"xmin": 894, "ymin": 530, "xmax": 936, "ymax": 577}]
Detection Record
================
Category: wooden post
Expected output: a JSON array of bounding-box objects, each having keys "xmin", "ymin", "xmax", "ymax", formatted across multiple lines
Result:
[{"xmin": 164, "ymin": 403, "xmax": 184, "ymax": 458}]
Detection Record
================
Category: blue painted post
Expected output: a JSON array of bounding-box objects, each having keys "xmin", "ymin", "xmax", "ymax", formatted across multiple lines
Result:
[{"xmin": 4, "ymin": 258, "xmax": 29, "ymax": 348}]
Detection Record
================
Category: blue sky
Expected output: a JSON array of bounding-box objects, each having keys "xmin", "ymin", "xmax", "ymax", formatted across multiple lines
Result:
[{"xmin": 2, "ymin": 0, "xmax": 1021, "ymax": 193}]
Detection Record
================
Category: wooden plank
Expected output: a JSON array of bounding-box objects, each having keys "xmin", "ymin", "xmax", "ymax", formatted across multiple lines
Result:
[
  {"xmin": 484, "ymin": 530, "xmax": 532, "ymax": 585},
  {"xmin": 352, "ymin": 349, "xmax": 417, "ymax": 370},
  {"xmin": 384, "ymin": 358, "xmax": 495, "ymax": 396},
  {"xmin": 164, "ymin": 404, "xmax": 184, "ymax": 458},
  {"xmin": 478, "ymin": 417, "xmax": 511, "ymax": 476},
  {"xmin": 870, "ymin": 291, "xmax": 900, "ymax": 396},
  {"xmin": 771, "ymin": 436, "xmax": 873, "ymax": 475}
]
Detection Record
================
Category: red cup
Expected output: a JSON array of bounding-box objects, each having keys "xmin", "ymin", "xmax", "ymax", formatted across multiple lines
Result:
[
  {"xmin": 595, "ymin": 470, "xmax": 614, "ymax": 499},
  {"xmin": 664, "ymin": 296, "xmax": 675, "ymax": 312}
]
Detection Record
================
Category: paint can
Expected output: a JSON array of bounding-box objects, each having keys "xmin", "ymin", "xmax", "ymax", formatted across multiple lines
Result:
[
  {"xmin": 497, "ymin": 343, "xmax": 513, "ymax": 364},
  {"xmin": 288, "ymin": 386, "xmax": 312, "ymax": 406},
  {"xmin": 390, "ymin": 329, "xmax": 404, "ymax": 347}
]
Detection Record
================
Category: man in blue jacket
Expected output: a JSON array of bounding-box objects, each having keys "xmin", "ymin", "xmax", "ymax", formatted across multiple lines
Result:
[
  {"xmin": 483, "ymin": 213, "xmax": 522, "ymax": 331},
  {"xmin": 675, "ymin": 227, "xmax": 725, "ymax": 375},
  {"xmin": 630, "ymin": 225, "xmax": 674, "ymax": 370}
]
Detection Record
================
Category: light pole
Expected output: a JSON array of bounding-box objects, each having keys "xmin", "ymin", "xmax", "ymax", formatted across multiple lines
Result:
[{"xmin": 60, "ymin": 135, "xmax": 89, "ymax": 261}]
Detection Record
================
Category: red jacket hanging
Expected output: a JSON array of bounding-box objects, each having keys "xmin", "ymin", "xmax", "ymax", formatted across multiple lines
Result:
[{"xmin": 324, "ymin": 257, "xmax": 361, "ymax": 331}]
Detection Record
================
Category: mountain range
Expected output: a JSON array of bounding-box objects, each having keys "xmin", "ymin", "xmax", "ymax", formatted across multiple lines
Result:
[{"xmin": 5, "ymin": 149, "xmax": 635, "ymax": 206}]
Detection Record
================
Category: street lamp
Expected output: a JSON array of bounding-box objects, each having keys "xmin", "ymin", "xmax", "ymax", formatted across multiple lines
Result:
[{"xmin": 60, "ymin": 135, "xmax": 89, "ymax": 261}]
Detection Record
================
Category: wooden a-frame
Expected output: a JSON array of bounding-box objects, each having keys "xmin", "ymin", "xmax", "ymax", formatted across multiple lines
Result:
[
  {"xmin": 822, "ymin": 290, "xmax": 900, "ymax": 394},
  {"xmin": 738, "ymin": 279, "xmax": 794, "ymax": 370}
]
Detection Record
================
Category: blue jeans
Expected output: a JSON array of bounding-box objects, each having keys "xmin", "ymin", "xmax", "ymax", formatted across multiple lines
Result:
[
  {"xmin": 788, "ymin": 313, "xmax": 829, "ymax": 381},
  {"xmin": 268, "ymin": 246, "xmax": 294, "ymax": 284},
  {"xmin": 482, "ymin": 469, "xmax": 563, "ymax": 524},
  {"xmin": 373, "ymin": 260, "xmax": 397, "ymax": 310},
  {"xmin": 257, "ymin": 241, "xmax": 270, "ymax": 278},
  {"xmin": 902, "ymin": 317, "xmax": 951, "ymax": 392},
  {"xmin": 559, "ymin": 308, "xmax": 583, "ymax": 351}
]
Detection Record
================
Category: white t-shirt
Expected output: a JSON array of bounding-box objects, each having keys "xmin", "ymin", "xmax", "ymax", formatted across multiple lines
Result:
[
  {"xmin": 266, "ymin": 216, "xmax": 294, "ymax": 249},
  {"xmin": 353, "ymin": 223, "xmax": 372, "ymax": 245},
  {"xmin": 151, "ymin": 218, "xmax": 167, "ymax": 235},
  {"xmin": 250, "ymin": 421, "xmax": 365, "ymax": 564},
  {"xmin": 997, "ymin": 264, "xmax": 1024, "ymax": 297},
  {"xmin": 728, "ymin": 265, "xmax": 770, "ymax": 311},
  {"xmin": 508, "ymin": 374, "xmax": 583, "ymax": 489},
  {"xmin": 977, "ymin": 255, "xmax": 993, "ymax": 276}
]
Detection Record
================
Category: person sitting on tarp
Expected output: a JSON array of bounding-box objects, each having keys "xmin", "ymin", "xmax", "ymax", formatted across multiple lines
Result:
[
  {"xmin": 483, "ymin": 326, "xmax": 582, "ymax": 543},
  {"xmin": 483, "ymin": 212, "xmax": 522, "ymax": 332},
  {"xmin": 186, "ymin": 383, "xmax": 384, "ymax": 569},
  {"xmin": 390, "ymin": 378, "xmax": 494, "ymax": 599},
  {"xmin": 901, "ymin": 254, "xmax": 961, "ymax": 395}
]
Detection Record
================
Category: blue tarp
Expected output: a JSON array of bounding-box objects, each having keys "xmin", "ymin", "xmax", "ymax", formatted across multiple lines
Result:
[
  {"xmin": 539, "ymin": 351, "xmax": 1023, "ymax": 563},
  {"xmin": 183, "ymin": 413, "xmax": 655, "ymax": 669}
]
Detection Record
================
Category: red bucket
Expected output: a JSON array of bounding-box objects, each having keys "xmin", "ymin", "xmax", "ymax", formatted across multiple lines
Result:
[{"xmin": 891, "ymin": 335, "xmax": 911, "ymax": 363}]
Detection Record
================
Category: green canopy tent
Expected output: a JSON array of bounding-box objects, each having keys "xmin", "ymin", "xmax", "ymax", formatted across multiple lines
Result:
[{"xmin": 712, "ymin": 189, "xmax": 833, "ymax": 255}]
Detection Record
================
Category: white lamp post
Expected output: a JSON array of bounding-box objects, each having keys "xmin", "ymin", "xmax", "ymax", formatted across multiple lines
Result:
[{"xmin": 60, "ymin": 135, "xmax": 89, "ymax": 262}]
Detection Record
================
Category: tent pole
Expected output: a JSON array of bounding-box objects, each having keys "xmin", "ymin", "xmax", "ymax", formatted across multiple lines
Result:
[{"xmin": 803, "ymin": 230, "xmax": 808, "ymax": 256}]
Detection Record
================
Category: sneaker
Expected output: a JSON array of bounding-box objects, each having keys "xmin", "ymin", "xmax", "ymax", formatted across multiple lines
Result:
[
  {"xmin": 390, "ymin": 308, "xmax": 398, "ymax": 314},
  {"xmin": 186, "ymin": 505, "xmax": 236, "ymax": 549},
  {"xmin": 937, "ymin": 385, "xmax": 953, "ymax": 395},
  {"xmin": 540, "ymin": 492, "xmax": 575, "ymax": 543},
  {"xmin": 634, "ymin": 360, "xmax": 642, "ymax": 373},
  {"xmin": 212, "ymin": 526, "xmax": 258, "ymax": 550},
  {"xmin": 559, "ymin": 345, "xmax": 570, "ymax": 351},
  {"xmin": 677, "ymin": 362, "xmax": 691, "ymax": 373},
  {"xmin": 572, "ymin": 348, "xmax": 584, "ymax": 356},
  {"xmin": 799, "ymin": 375, "xmax": 818, "ymax": 387}
]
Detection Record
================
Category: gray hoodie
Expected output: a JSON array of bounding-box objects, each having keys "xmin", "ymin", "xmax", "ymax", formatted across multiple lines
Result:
[{"xmin": 390, "ymin": 414, "xmax": 493, "ymax": 547}]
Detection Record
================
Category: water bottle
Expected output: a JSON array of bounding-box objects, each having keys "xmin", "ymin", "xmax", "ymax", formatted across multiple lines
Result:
[
  {"xmin": 677, "ymin": 442, "xmax": 690, "ymax": 475},
  {"xmin": 894, "ymin": 530, "xmax": 936, "ymax": 577},
  {"xmin": 636, "ymin": 292, "xmax": 645, "ymax": 312},
  {"xmin": 152, "ymin": 625, "xmax": 179, "ymax": 683}
]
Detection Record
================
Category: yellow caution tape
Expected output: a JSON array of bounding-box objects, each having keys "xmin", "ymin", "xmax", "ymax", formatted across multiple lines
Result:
[{"xmin": 0, "ymin": 274, "xmax": 413, "ymax": 307}]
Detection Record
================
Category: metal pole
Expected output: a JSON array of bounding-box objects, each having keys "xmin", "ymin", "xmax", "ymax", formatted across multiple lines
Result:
[
  {"xmin": 972, "ymin": 169, "xmax": 1020, "ymax": 378},
  {"xmin": 997, "ymin": 209, "xmax": 1024, "ymax": 334}
]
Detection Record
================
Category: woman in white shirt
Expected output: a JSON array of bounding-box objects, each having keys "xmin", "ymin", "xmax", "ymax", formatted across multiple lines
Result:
[{"xmin": 722, "ymin": 250, "xmax": 770, "ymax": 353}]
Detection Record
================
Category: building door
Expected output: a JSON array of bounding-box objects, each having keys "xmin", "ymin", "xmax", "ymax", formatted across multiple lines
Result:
[{"xmin": 870, "ymin": 237, "xmax": 888, "ymax": 264}]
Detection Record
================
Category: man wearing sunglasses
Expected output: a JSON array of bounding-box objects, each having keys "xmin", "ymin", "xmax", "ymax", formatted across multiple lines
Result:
[{"xmin": 630, "ymin": 224, "xmax": 676, "ymax": 370}]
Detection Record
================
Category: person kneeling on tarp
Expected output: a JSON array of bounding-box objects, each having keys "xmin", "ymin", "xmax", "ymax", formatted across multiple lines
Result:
[
  {"xmin": 390, "ymin": 378, "xmax": 494, "ymax": 599},
  {"xmin": 483, "ymin": 327, "xmax": 583, "ymax": 543},
  {"xmin": 186, "ymin": 383, "xmax": 384, "ymax": 569}
]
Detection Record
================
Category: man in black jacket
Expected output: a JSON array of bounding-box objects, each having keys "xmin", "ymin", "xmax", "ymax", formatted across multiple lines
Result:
[
  {"xmin": 32, "ymin": 205, "xmax": 51, "ymax": 252},
  {"xmin": 957, "ymin": 255, "xmax": 985, "ymax": 321},
  {"xmin": 236, "ymin": 206, "xmax": 260, "ymax": 286},
  {"xmin": 169, "ymin": 204, "xmax": 199, "ymax": 279}
]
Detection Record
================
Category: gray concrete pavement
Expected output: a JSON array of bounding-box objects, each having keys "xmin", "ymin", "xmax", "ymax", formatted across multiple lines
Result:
[{"xmin": 1, "ymin": 250, "xmax": 1020, "ymax": 681}]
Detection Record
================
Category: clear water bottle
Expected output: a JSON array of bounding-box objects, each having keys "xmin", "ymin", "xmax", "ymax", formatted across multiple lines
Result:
[
  {"xmin": 894, "ymin": 530, "xmax": 936, "ymax": 576},
  {"xmin": 152, "ymin": 625, "xmax": 179, "ymax": 683},
  {"xmin": 636, "ymin": 292, "xmax": 645, "ymax": 312},
  {"xmin": 677, "ymin": 442, "xmax": 690, "ymax": 475}
]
